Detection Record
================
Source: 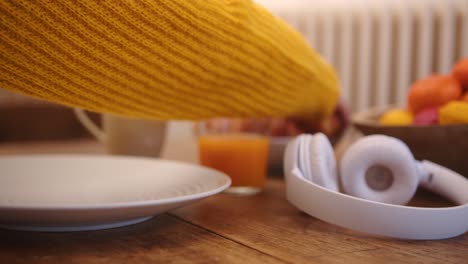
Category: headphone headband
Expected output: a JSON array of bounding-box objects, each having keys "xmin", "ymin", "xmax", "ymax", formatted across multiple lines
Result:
[{"xmin": 287, "ymin": 168, "xmax": 468, "ymax": 240}]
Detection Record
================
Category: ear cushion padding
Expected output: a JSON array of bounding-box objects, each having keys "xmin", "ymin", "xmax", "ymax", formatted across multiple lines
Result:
[
  {"xmin": 340, "ymin": 135, "xmax": 419, "ymax": 205},
  {"xmin": 284, "ymin": 136, "xmax": 300, "ymax": 179},
  {"xmin": 300, "ymin": 135, "xmax": 313, "ymax": 182},
  {"xmin": 308, "ymin": 133, "xmax": 339, "ymax": 192}
]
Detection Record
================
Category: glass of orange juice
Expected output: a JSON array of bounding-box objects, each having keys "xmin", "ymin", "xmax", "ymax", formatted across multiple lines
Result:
[{"xmin": 196, "ymin": 119, "xmax": 270, "ymax": 195}]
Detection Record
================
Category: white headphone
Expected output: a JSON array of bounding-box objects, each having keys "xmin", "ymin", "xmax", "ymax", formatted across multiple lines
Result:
[{"xmin": 284, "ymin": 133, "xmax": 468, "ymax": 240}]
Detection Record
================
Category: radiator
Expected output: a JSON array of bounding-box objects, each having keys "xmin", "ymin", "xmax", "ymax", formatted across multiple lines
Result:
[{"xmin": 257, "ymin": 0, "xmax": 468, "ymax": 112}]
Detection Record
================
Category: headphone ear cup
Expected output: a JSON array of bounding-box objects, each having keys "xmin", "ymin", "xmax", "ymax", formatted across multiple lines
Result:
[
  {"xmin": 340, "ymin": 135, "xmax": 419, "ymax": 205},
  {"xmin": 307, "ymin": 133, "xmax": 339, "ymax": 192}
]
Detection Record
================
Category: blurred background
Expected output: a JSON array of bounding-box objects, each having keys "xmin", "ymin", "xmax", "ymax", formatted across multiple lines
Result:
[
  {"xmin": 257, "ymin": 0, "xmax": 467, "ymax": 112},
  {"xmin": 1, "ymin": 0, "xmax": 467, "ymax": 154}
]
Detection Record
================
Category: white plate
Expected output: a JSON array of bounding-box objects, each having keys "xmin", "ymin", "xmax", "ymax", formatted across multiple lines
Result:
[{"xmin": 0, "ymin": 155, "xmax": 231, "ymax": 232}]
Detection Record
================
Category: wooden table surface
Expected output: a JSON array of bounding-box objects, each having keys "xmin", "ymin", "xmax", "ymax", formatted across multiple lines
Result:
[{"xmin": 0, "ymin": 139, "xmax": 467, "ymax": 264}]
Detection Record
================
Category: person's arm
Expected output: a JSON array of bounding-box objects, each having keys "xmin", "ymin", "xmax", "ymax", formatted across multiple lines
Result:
[{"xmin": 0, "ymin": 0, "xmax": 339, "ymax": 120}]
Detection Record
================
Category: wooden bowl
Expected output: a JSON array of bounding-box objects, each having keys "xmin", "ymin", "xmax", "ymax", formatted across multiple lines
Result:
[{"xmin": 352, "ymin": 106, "xmax": 468, "ymax": 176}]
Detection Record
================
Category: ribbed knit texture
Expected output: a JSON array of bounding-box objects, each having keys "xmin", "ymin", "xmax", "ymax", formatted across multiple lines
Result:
[{"xmin": 0, "ymin": 0, "xmax": 339, "ymax": 120}]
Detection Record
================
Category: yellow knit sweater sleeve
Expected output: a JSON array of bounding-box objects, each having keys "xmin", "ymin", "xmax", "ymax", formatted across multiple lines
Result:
[{"xmin": 0, "ymin": 0, "xmax": 339, "ymax": 120}]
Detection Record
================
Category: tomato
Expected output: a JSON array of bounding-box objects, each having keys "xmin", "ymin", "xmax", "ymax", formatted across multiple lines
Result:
[
  {"xmin": 452, "ymin": 58, "xmax": 468, "ymax": 89},
  {"xmin": 407, "ymin": 75, "xmax": 462, "ymax": 113}
]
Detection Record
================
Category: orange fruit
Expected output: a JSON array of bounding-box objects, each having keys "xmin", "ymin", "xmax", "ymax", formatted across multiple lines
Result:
[
  {"xmin": 439, "ymin": 101, "xmax": 468, "ymax": 124},
  {"xmin": 462, "ymin": 93, "xmax": 468, "ymax": 102},
  {"xmin": 452, "ymin": 58, "xmax": 468, "ymax": 88},
  {"xmin": 407, "ymin": 75, "xmax": 462, "ymax": 113}
]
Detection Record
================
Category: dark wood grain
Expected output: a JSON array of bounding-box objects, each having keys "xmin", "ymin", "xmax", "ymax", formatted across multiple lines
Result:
[
  {"xmin": 172, "ymin": 180, "xmax": 468, "ymax": 264},
  {"xmin": 0, "ymin": 215, "xmax": 283, "ymax": 264}
]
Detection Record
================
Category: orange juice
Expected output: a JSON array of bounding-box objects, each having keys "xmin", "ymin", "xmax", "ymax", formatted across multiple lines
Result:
[{"xmin": 198, "ymin": 134, "xmax": 269, "ymax": 190}]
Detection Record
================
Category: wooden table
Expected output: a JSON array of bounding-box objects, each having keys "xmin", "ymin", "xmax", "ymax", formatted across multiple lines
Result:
[{"xmin": 0, "ymin": 140, "xmax": 466, "ymax": 264}]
